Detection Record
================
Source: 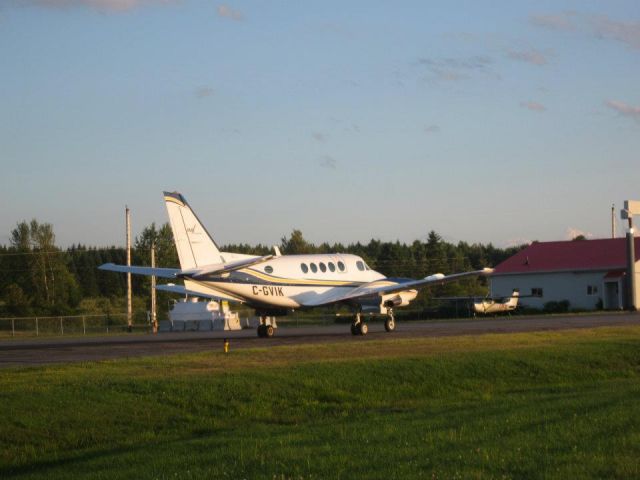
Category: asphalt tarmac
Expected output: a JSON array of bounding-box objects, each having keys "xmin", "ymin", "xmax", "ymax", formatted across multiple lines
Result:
[{"xmin": 0, "ymin": 312, "xmax": 637, "ymax": 367}]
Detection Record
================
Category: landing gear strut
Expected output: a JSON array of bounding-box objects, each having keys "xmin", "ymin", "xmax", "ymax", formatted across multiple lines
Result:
[
  {"xmin": 257, "ymin": 316, "xmax": 275, "ymax": 338},
  {"xmin": 350, "ymin": 312, "xmax": 368, "ymax": 336},
  {"xmin": 384, "ymin": 307, "xmax": 396, "ymax": 332}
]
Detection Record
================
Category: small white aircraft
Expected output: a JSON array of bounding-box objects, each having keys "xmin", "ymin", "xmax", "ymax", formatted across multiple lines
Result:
[
  {"xmin": 435, "ymin": 290, "xmax": 520, "ymax": 316},
  {"xmin": 100, "ymin": 192, "xmax": 493, "ymax": 337},
  {"xmin": 473, "ymin": 291, "xmax": 519, "ymax": 315}
]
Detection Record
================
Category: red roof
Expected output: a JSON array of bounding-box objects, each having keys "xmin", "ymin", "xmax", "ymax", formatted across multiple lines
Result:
[{"xmin": 493, "ymin": 237, "xmax": 640, "ymax": 275}]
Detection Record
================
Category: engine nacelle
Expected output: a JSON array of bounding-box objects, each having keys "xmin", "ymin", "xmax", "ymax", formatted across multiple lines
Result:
[{"xmin": 382, "ymin": 290, "xmax": 418, "ymax": 308}]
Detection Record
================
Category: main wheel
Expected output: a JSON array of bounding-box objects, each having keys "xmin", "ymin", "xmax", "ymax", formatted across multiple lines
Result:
[
  {"xmin": 358, "ymin": 322, "xmax": 368, "ymax": 336},
  {"xmin": 265, "ymin": 325, "xmax": 274, "ymax": 338},
  {"xmin": 384, "ymin": 317, "xmax": 396, "ymax": 332},
  {"xmin": 350, "ymin": 324, "xmax": 359, "ymax": 335},
  {"xmin": 257, "ymin": 324, "xmax": 266, "ymax": 338}
]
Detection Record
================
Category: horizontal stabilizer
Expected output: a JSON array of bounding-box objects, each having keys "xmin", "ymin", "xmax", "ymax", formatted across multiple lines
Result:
[
  {"xmin": 183, "ymin": 255, "xmax": 274, "ymax": 278},
  {"xmin": 99, "ymin": 263, "xmax": 180, "ymax": 279}
]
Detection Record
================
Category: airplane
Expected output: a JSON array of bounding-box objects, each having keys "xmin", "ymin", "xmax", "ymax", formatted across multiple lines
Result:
[
  {"xmin": 473, "ymin": 290, "xmax": 519, "ymax": 315},
  {"xmin": 100, "ymin": 192, "xmax": 493, "ymax": 338},
  {"xmin": 434, "ymin": 290, "xmax": 520, "ymax": 316}
]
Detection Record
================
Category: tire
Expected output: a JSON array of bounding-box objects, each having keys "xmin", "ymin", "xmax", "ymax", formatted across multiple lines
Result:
[
  {"xmin": 350, "ymin": 324, "xmax": 358, "ymax": 335},
  {"xmin": 257, "ymin": 324, "xmax": 265, "ymax": 338},
  {"xmin": 265, "ymin": 325, "xmax": 274, "ymax": 338},
  {"xmin": 358, "ymin": 322, "xmax": 368, "ymax": 336},
  {"xmin": 384, "ymin": 318, "xmax": 396, "ymax": 332}
]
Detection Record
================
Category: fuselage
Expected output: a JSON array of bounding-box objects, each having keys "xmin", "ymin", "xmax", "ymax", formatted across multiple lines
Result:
[{"xmin": 188, "ymin": 253, "xmax": 388, "ymax": 309}]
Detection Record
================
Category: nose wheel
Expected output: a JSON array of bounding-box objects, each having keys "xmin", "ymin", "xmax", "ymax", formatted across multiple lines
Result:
[{"xmin": 257, "ymin": 317, "xmax": 275, "ymax": 338}]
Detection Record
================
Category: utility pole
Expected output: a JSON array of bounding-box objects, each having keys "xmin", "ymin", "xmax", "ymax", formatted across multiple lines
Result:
[
  {"xmin": 126, "ymin": 206, "xmax": 132, "ymax": 332},
  {"xmin": 611, "ymin": 204, "xmax": 616, "ymax": 239},
  {"xmin": 621, "ymin": 200, "xmax": 640, "ymax": 312},
  {"xmin": 151, "ymin": 241, "xmax": 157, "ymax": 333}
]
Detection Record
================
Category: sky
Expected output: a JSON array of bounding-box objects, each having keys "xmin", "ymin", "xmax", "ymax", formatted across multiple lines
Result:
[{"xmin": 1, "ymin": 0, "xmax": 640, "ymax": 249}]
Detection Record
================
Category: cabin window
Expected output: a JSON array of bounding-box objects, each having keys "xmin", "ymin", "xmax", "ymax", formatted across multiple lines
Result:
[
  {"xmin": 356, "ymin": 260, "xmax": 365, "ymax": 271},
  {"xmin": 301, "ymin": 263, "xmax": 308, "ymax": 273},
  {"xmin": 310, "ymin": 263, "xmax": 318, "ymax": 273},
  {"xmin": 328, "ymin": 262, "xmax": 336, "ymax": 272},
  {"xmin": 337, "ymin": 261, "xmax": 346, "ymax": 272},
  {"xmin": 531, "ymin": 287, "xmax": 543, "ymax": 297},
  {"xmin": 319, "ymin": 262, "xmax": 327, "ymax": 272},
  {"xmin": 587, "ymin": 285, "xmax": 599, "ymax": 296},
  {"xmin": 264, "ymin": 265, "xmax": 273, "ymax": 274}
]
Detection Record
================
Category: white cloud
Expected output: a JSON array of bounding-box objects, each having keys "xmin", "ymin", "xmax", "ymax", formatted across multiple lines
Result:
[
  {"xmin": 318, "ymin": 155, "xmax": 336, "ymax": 170},
  {"xmin": 531, "ymin": 12, "xmax": 640, "ymax": 50},
  {"xmin": 416, "ymin": 55, "xmax": 497, "ymax": 84},
  {"xmin": 507, "ymin": 48, "xmax": 550, "ymax": 66},
  {"xmin": 311, "ymin": 132, "xmax": 328, "ymax": 143},
  {"xmin": 606, "ymin": 100, "xmax": 640, "ymax": 121},
  {"xmin": 520, "ymin": 101, "xmax": 546, "ymax": 112},
  {"xmin": 503, "ymin": 237, "xmax": 532, "ymax": 248},
  {"xmin": 530, "ymin": 12, "xmax": 576, "ymax": 31},
  {"xmin": 217, "ymin": 4, "xmax": 243, "ymax": 21},
  {"xmin": 194, "ymin": 86, "xmax": 214, "ymax": 98},
  {"xmin": 565, "ymin": 227, "xmax": 593, "ymax": 240},
  {"xmin": 590, "ymin": 15, "xmax": 640, "ymax": 50},
  {"xmin": 19, "ymin": 0, "xmax": 178, "ymax": 13}
]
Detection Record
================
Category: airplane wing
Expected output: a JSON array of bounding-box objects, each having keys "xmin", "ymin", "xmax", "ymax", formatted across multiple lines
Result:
[
  {"xmin": 99, "ymin": 263, "xmax": 180, "ymax": 279},
  {"xmin": 306, "ymin": 268, "xmax": 493, "ymax": 306},
  {"xmin": 433, "ymin": 295, "xmax": 488, "ymax": 301}
]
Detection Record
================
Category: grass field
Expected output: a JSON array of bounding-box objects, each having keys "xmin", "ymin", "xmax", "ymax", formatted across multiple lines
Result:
[{"xmin": 1, "ymin": 326, "xmax": 640, "ymax": 479}]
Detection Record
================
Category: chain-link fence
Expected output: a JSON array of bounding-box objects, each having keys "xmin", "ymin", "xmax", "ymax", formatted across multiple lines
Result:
[{"xmin": 0, "ymin": 314, "xmax": 152, "ymax": 338}]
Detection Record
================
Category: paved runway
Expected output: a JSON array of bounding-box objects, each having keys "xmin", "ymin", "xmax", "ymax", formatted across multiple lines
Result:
[{"xmin": 0, "ymin": 313, "xmax": 637, "ymax": 367}]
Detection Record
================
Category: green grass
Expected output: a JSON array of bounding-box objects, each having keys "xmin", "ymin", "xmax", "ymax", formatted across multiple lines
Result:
[{"xmin": 1, "ymin": 326, "xmax": 640, "ymax": 479}]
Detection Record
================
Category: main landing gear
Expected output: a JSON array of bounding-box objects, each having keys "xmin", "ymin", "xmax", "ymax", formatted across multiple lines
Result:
[
  {"xmin": 257, "ymin": 316, "xmax": 276, "ymax": 338},
  {"xmin": 384, "ymin": 307, "xmax": 396, "ymax": 332},
  {"xmin": 350, "ymin": 308, "xmax": 396, "ymax": 336},
  {"xmin": 350, "ymin": 312, "xmax": 368, "ymax": 336}
]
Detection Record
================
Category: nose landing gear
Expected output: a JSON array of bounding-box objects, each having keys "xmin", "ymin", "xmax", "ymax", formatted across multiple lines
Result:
[{"xmin": 257, "ymin": 316, "xmax": 276, "ymax": 338}]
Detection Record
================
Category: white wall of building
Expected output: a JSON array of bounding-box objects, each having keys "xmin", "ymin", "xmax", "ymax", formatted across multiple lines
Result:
[{"xmin": 490, "ymin": 271, "xmax": 609, "ymax": 310}]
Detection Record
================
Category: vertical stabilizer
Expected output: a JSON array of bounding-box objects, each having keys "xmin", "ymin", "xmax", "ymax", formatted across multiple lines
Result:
[
  {"xmin": 506, "ymin": 290, "xmax": 519, "ymax": 307},
  {"xmin": 163, "ymin": 192, "xmax": 224, "ymax": 270}
]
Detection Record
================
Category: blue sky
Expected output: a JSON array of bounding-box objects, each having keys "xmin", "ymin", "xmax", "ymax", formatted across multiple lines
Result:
[{"xmin": 1, "ymin": 0, "xmax": 639, "ymax": 248}]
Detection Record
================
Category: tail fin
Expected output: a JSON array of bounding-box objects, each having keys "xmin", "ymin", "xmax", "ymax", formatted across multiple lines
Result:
[
  {"xmin": 506, "ymin": 290, "xmax": 519, "ymax": 307},
  {"xmin": 163, "ymin": 192, "xmax": 224, "ymax": 270}
]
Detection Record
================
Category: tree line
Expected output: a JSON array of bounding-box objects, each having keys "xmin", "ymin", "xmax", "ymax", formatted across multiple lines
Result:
[{"xmin": 0, "ymin": 221, "xmax": 525, "ymax": 317}]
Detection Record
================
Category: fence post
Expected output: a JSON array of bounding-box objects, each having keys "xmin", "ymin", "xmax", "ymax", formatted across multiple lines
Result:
[
  {"xmin": 60, "ymin": 317, "xmax": 64, "ymax": 336},
  {"xmin": 83, "ymin": 316, "xmax": 86, "ymax": 335},
  {"xmin": 35, "ymin": 317, "xmax": 39, "ymax": 336},
  {"xmin": 11, "ymin": 318, "xmax": 15, "ymax": 337}
]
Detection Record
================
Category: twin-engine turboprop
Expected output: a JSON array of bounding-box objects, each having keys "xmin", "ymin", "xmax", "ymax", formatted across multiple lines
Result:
[{"xmin": 100, "ymin": 192, "xmax": 493, "ymax": 337}]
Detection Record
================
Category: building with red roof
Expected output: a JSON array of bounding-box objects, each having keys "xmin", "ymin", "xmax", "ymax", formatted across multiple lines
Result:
[{"xmin": 490, "ymin": 237, "xmax": 640, "ymax": 310}]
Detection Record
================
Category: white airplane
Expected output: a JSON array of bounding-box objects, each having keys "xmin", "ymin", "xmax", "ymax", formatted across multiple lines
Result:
[
  {"xmin": 473, "ymin": 290, "xmax": 519, "ymax": 315},
  {"xmin": 100, "ymin": 192, "xmax": 493, "ymax": 337},
  {"xmin": 435, "ymin": 290, "xmax": 520, "ymax": 316}
]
